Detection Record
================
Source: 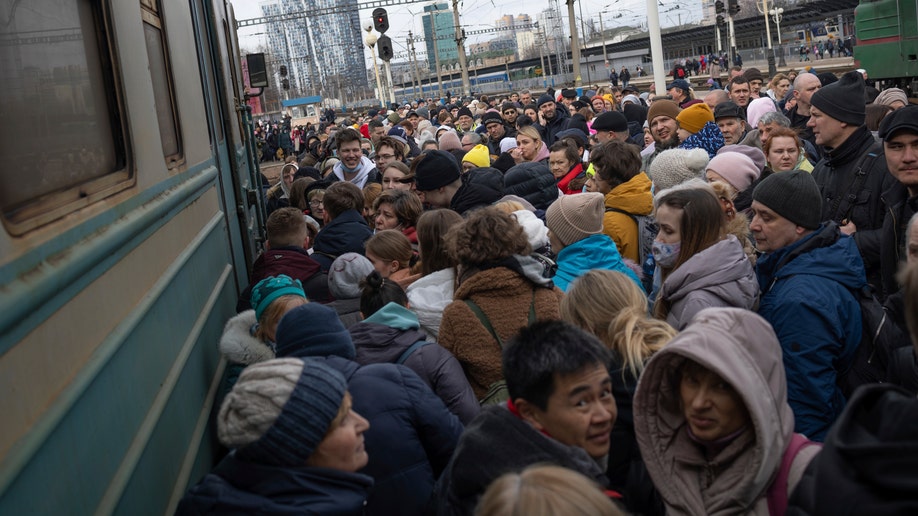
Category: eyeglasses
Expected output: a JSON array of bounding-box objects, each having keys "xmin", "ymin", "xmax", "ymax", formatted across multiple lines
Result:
[
  {"xmin": 310, "ymin": 199, "xmax": 324, "ymax": 207},
  {"xmin": 375, "ymin": 153, "xmax": 396, "ymax": 160},
  {"xmin": 503, "ymin": 110, "xmax": 516, "ymax": 115}
]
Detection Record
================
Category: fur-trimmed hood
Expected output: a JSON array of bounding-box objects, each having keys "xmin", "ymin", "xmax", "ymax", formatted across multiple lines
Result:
[{"xmin": 219, "ymin": 310, "xmax": 274, "ymax": 365}]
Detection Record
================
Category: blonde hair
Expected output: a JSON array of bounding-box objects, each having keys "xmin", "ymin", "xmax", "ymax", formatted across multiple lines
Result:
[
  {"xmin": 254, "ymin": 295, "xmax": 309, "ymax": 342},
  {"xmin": 561, "ymin": 270, "xmax": 676, "ymax": 378},
  {"xmin": 475, "ymin": 464, "xmax": 623, "ymax": 516},
  {"xmin": 493, "ymin": 200, "xmax": 527, "ymax": 214},
  {"xmin": 516, "ymin": 125, "xmax": 542, "ymax": 144}
]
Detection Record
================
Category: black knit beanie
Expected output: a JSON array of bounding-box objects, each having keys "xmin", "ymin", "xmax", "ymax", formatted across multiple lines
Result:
[
  {"xmin": 810, "ymin": 71, "xmax": 865, "ymax": 126},
  {"xmin": 752, "ymin": 170, "xmax": 822, "ymax": 230}
]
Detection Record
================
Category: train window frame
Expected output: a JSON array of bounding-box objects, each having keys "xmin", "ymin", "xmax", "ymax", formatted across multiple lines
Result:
[
  {"xmin": 141, "ymin": 0, "xmax": 185, "ymax": 169},
  {"xmin": 0, "ymin": 0, "xmax": 133, "ymax": 236}
]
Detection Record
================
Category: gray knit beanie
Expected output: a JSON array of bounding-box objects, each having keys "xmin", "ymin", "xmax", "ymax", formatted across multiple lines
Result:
[
  {"xmin": 545, "ymin": 192, "xmax": 605, "ymax": 247},
  {"xmin": 752, "ymin": 170, "xmax": 822, "ymax": 230},
  {"xmin": 218, "ymin": 358, "xmax": 347, "ymax": 467},
  {"xmin": 328, "ymin": 252, "xmax": 374, "ymax": 299},
  {"xmin": 648, "ymin": 148, "xmax": 710, "ymax": 192}
]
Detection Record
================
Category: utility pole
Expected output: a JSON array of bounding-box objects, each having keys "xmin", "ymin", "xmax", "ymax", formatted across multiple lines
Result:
[
  {"xmin": 430, "ymin": 11, "xmax": 444, "ymax": 98},
  {"xmin": 408, "ymin": 31, "xmax": 424, "ymax": 95},
  {"xmin": 451, "ymin": 0, "xmax": 471, "ymax": 96},
  {"xmin": 646, "ymin": 0, "xmax": 667, "ymax": 95},
  {"xmin": 566, "ymin": 0, "xmax": 582, "ymax": 86},
  {"xmin": 599, "ymin": 13, "xmax": 608, "ymax": 68}
]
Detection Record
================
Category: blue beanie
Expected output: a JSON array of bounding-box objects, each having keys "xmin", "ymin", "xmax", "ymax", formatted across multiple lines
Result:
[
  {"xmin": 218, "ymin": 358, "xmax": 347, "ymax": 466},
  {"xmin": 250, "ymin": 275, "xmax": 306, "ymax": 320},
  {"xmin": 274, "ymin": 303, "xmax": 356, "ymax": 360}
]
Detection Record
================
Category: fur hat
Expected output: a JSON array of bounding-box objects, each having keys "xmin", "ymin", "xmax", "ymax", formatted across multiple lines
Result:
[
  {"xmin": 649, "ymin": 148, "xmax": 710, "ymax": 191},
  {"xmin": 414, "ymin": 149, "xmax": 461, "ymax": 191},
  {"xmin": 810, "ymin": 70, "xmax": 866, "ymax": 125},
  {"xmin": 752, "ymin": 169, "xmax": 822, "ymax": 229},
  {"xmin": 676, "ymin": 103, "xmax": 715, "ymax": 134},
  {"xmin": 327, "ymin": 252, "xmax": 374, "ymax": 300},
  {"xmin": 218, "ymin": 358, "xmax": 347, "ymax": 466},
  {"xmin": 275, "ymin": 303, "xmax": 356, "ymax": 359},
  {"xmin": 545, "ymin": 192, "xmax": 605, "ymax": 247},
  {"xmin": 462, "ymin": 144, "xmax": 491, "ymax": 168},
  {"xmin": 647, "ymin": 100, "xmax": 681, "ymax": 125},
  {"xmin": 707, "ymin": 152, "xmax": 760, "ymax": 192},
  {"xmin": 250, "ymin": 275, "xmax": 306, "ymax": 321}
]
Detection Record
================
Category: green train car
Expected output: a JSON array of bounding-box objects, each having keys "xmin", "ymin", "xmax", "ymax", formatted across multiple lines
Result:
[{"xmin": 854, "ymin": 0, "xmax": 918, "ymax": 85}]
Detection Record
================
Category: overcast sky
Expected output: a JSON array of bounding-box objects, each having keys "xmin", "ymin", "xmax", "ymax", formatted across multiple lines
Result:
[{"xmin": 228, "ymin": 0, "xmax": 691, "ymax": 65}]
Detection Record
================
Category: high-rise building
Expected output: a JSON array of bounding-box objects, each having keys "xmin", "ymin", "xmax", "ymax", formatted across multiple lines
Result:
[
  {"xmin": 260, "ymin": 0, "xmax": 367, "ymax": 96},
  {"xmin": 422, "ymin": 3, "xmax": 458, "ymax": 72}
]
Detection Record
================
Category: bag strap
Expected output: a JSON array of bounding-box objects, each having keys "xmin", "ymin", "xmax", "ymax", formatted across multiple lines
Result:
[
  {"xmin": 464, "ymin": 290, "xmax": 538, "ymax": 349},
  {"xmin": 396, "ymin": 340, "xmax": 431, "ymax": 365},
  {"xmin": 766, "ymin": 433, "xmax": 820, "ymax": 516},
  {"xmin": 827, "ymin": 151, "xmax": 878, "ymax": 224}
]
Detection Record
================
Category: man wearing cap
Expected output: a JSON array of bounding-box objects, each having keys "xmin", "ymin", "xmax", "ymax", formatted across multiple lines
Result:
[
  {"xmin": 878, "ymin": 105, "xmax": 918, "ymax": 298},
  {"xmin": 482, "ymin": 111, "xmax": 516, "ymax": 156},
  {"xmin": 455, "ymin": 107, "xmax": 476, "ymax": 134},
  {"xmin": 751, "ymin": 170, "xmax": 867, "ymax": 441},
  {"xmin": 642, "ymin": 99, "xmax": 683, "ymax": 171},
  {"xmin": 536, "ymin": 93, "xmax": 571, "ymax": 146},
  {"xmin": 592, "ymin": 111, "xmax": 631, "ymax": 144},
  {"xmin": 714, "ymin": 101, "xmax": 754, "ymax": 146},
  {"xmin": 560, "ymin": 88, "xmax": 577, "ymax": 109},
  {"xmin": 413, "ymin": 150, "xmax": 502, "ymax": 214},
  {"xmin": 787, "ymin": 72, "xmax": 821, "ymax": 152},
  {"xmin": 743, "ymin": 68, "xmax": 764, "ymax": 99},
  {"xmin": 809, "ymin": 70, "xmax": 894, "ymax": 287},
  {"xmin": 666, "ymin": 79, "xmax": 693, "ymax": 108}
]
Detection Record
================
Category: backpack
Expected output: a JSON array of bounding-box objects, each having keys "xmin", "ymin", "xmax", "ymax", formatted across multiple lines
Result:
[
  {"xmin": 837, "ymin": 285, "xmax": 909, "ymax": 398},
  {"xmin": 464, "ymin": 290, "xmax": 537, "ymax": 406},
  {"xmin": 395, "ymin": 340, "xmax": 431, "ymax": 365},
  {"xmin": 766, "ymin": 433, "xmax": 821, "ymax": 515},
  {"xmin": 604, "ymin": 206, "xmax": 659, "ymax": 266}
]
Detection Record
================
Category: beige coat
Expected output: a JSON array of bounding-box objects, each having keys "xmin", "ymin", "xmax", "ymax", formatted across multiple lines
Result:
[{"xmin": 634, "ymin": 308, "xmax": 817, "ymax": 515}]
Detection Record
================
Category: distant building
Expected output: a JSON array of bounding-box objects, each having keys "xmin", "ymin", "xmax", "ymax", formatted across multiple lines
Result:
[{"xmin": 422, "ymin": 3, "xmax": 458, "ymax": 72}]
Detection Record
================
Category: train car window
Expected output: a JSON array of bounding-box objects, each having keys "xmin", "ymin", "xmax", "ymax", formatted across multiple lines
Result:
[
  {"xmin": 189, "ymin": 0, "xmax": 223, "ymax": 143},
  {"xmin": 0, "ymin": 1, "xmax": 131, "ymax": 235},
  {"xmin": 141, "ymin": 0, "xmax": 184, "ymax": 167}
]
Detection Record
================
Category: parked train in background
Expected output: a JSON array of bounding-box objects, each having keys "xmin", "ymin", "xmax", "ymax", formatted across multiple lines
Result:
[
  {"xmin": 855, "ymin": 0, "xmax": 918, "ymax": 86},
  {"xmin": 0, "ymin": 1, "xmax": 264, "ymax": 514}
]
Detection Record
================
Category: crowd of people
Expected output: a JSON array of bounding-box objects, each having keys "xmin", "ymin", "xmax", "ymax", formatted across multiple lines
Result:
[{"xmin": 177, "ymin": 66, "xmax": 918, "ymax": 515}]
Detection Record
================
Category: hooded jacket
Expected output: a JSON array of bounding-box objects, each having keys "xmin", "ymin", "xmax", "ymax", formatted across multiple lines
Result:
[
  {"xmin": 237, "ymin": 247, "xmax": 332, "ymax": 310},
  {"xmin": 449, "ymin": 172, "xmax": 504, "ymax": 215},
  {"xmin": 331, "ymin": 155, "xmax": 380, "ymax": 189},
  {"xmin": 678, "ymin": 121, "xmax": 725, "ymax": 158},
  {"xmin": 756, "ymin": 223, "xmax": 867, "ymax": 441},
  {"xmin": 406, "ymin": 268, "xmax": 456, "ymax": 342},
  {"xmin": 602, "ymin": 172, "xmax": 654, "ymax": 262},
  {"xmin": 503, "ymin": 162, "xmax": 560, "ymax": 211},
  {"xmin": 536, "ymin": 107, "xmax": 571, "ymax": 146},
  {"xmin": 176, "ymin": 452, "xmax": 374, "ymax": 516},
  {"xmin": 348, "ymin": 302, "xmax": 480, "ymax": 424},
  {"xmin": 787, "ymin": 384, "xmax": 918, "ymax": 515},
  {"xmin": 438, "ymin": 256, "xmax": 563, "ymax": 399},
  {"xmin": 658, "ymin": 235, "xmax": 760, "ymax": 330},
  {"xmin": 217, "ymin": 310, "xmax": 274, "ymax": 402},
  {"xmin": 554, "ymin": 234, "xmax": 641, "ymax": 292},
  {"xmin": 311, "ymin": 210, "xmax": 373, "ymax": 271},
  {"xmin": 434, "ymin": 404, "xmax": 609, "ymax": 516},
  {"xmin": 634, "ymin": 308, "xmax": 815, "ymax": 515}
]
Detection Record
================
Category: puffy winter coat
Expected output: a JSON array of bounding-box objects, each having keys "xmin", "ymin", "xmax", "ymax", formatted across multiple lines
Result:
[
  {"xmin": 602, "ymin": 172, "xmax": 653, "ymax": 262},
  {"xmin": 348, "ymin": 302, "xmax": 480, "ymax": 424},
  {"xmin": 438, "ymin": 257, "xmax": 563, "ymax": 399},
  {"xmin": 554, "ymin": 234, "xmax": 641, "ymax": 292},
  {"xmin": 406, "ymin": 268, "xmax": 456, "ymax": 342},
  {"xmin": 503, "ymin": 162, "xmax": 560, "ymax": 211},
  {"xmin": 311, "ymin": 210, "xmax": 373, "ymax": 271},
  {"xmin": 237, "ymin": 247, "xmax": 332, "ymax": 311},
  {"xmin": 217, "ymin": 310, "xmax": 273, "ymax": 402},
  {"xmin": 635, "ymin": 308, "xmax": 820, "ymax": 515},
  {"xmin": 657, "ymin": 235, "xmax": 759, "ymax": 330},
  {"xmin": 756, "ymin": 223, "xmax": 866, "ymax": 441},
  {"xmin": 176, "ymin": 452, "xmax": 373, "ymax": 515},
  {"xmin": 678, "ymin": 121, "xmax": 724, "ymax": 158}
]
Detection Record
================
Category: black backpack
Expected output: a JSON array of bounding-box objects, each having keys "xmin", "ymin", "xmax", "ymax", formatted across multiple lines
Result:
[{"xmin": 837, "ymin": 285, "xmax": 910, "ymax": 398}]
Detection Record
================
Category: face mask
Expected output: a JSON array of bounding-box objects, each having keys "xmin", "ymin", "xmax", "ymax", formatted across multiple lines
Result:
[{"xmin": 652, "ymin": 241, "xmax": 681, "ymax": 269}]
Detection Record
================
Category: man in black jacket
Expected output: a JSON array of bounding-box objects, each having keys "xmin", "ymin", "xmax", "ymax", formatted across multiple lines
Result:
[
  {"xmin": 878, "ymin": 106, "xmax": 918, "ymax": 299},
  {"xmin": 809, "ymin": 70, "xmax": 895, "ymax": 288},
  {"xmin": 535, "ymin": 93, "xmax": 570, "ymax": 145},
  {"xmin": 481, "ymin": 111, "xmax": 516, "ymax": 156}
]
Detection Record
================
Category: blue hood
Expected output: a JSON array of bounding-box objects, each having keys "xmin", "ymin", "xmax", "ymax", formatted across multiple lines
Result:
[
  {"xmin": 363, "ymin": 302, "xmax": 420, "ymax": 331},
  {"xmin": 554, "ymin": 234, "xmax": 641, "ymax": 291},
  {"xmin": 679, "ymin": 121, "xmax": 725, "ymax": 159}
]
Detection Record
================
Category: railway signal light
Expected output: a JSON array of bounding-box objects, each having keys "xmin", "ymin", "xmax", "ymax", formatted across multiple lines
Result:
[
  {"xmin": 728, "ymin": 0, "xmax": 741, "ymax": 14},
  {"xmin": 377, "ymin": 34, "xmax": 394, "ymax": 61},
  {"xmin": 282, "ymin": 78, "xmax": 289, "ymax": 90},
  {"xmin": 373, "ymin": 8, "xmax": 389, "ymax": 33},
  {"xmin": 716, "ymin": 14, "xmax": 725, "ymax": 25},
  {"xmin": 279, "ymin": 65, "xmax": 288, "ymax": 77},
  {"xmin": 715, "ymin": 0, "xmax": 725, "ymax": 13}
]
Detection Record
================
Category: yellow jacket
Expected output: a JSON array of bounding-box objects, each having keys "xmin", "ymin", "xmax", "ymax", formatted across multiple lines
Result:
[{"xmin": 602, "ymin": 172, "xmax": 654, "ymax": 263}]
